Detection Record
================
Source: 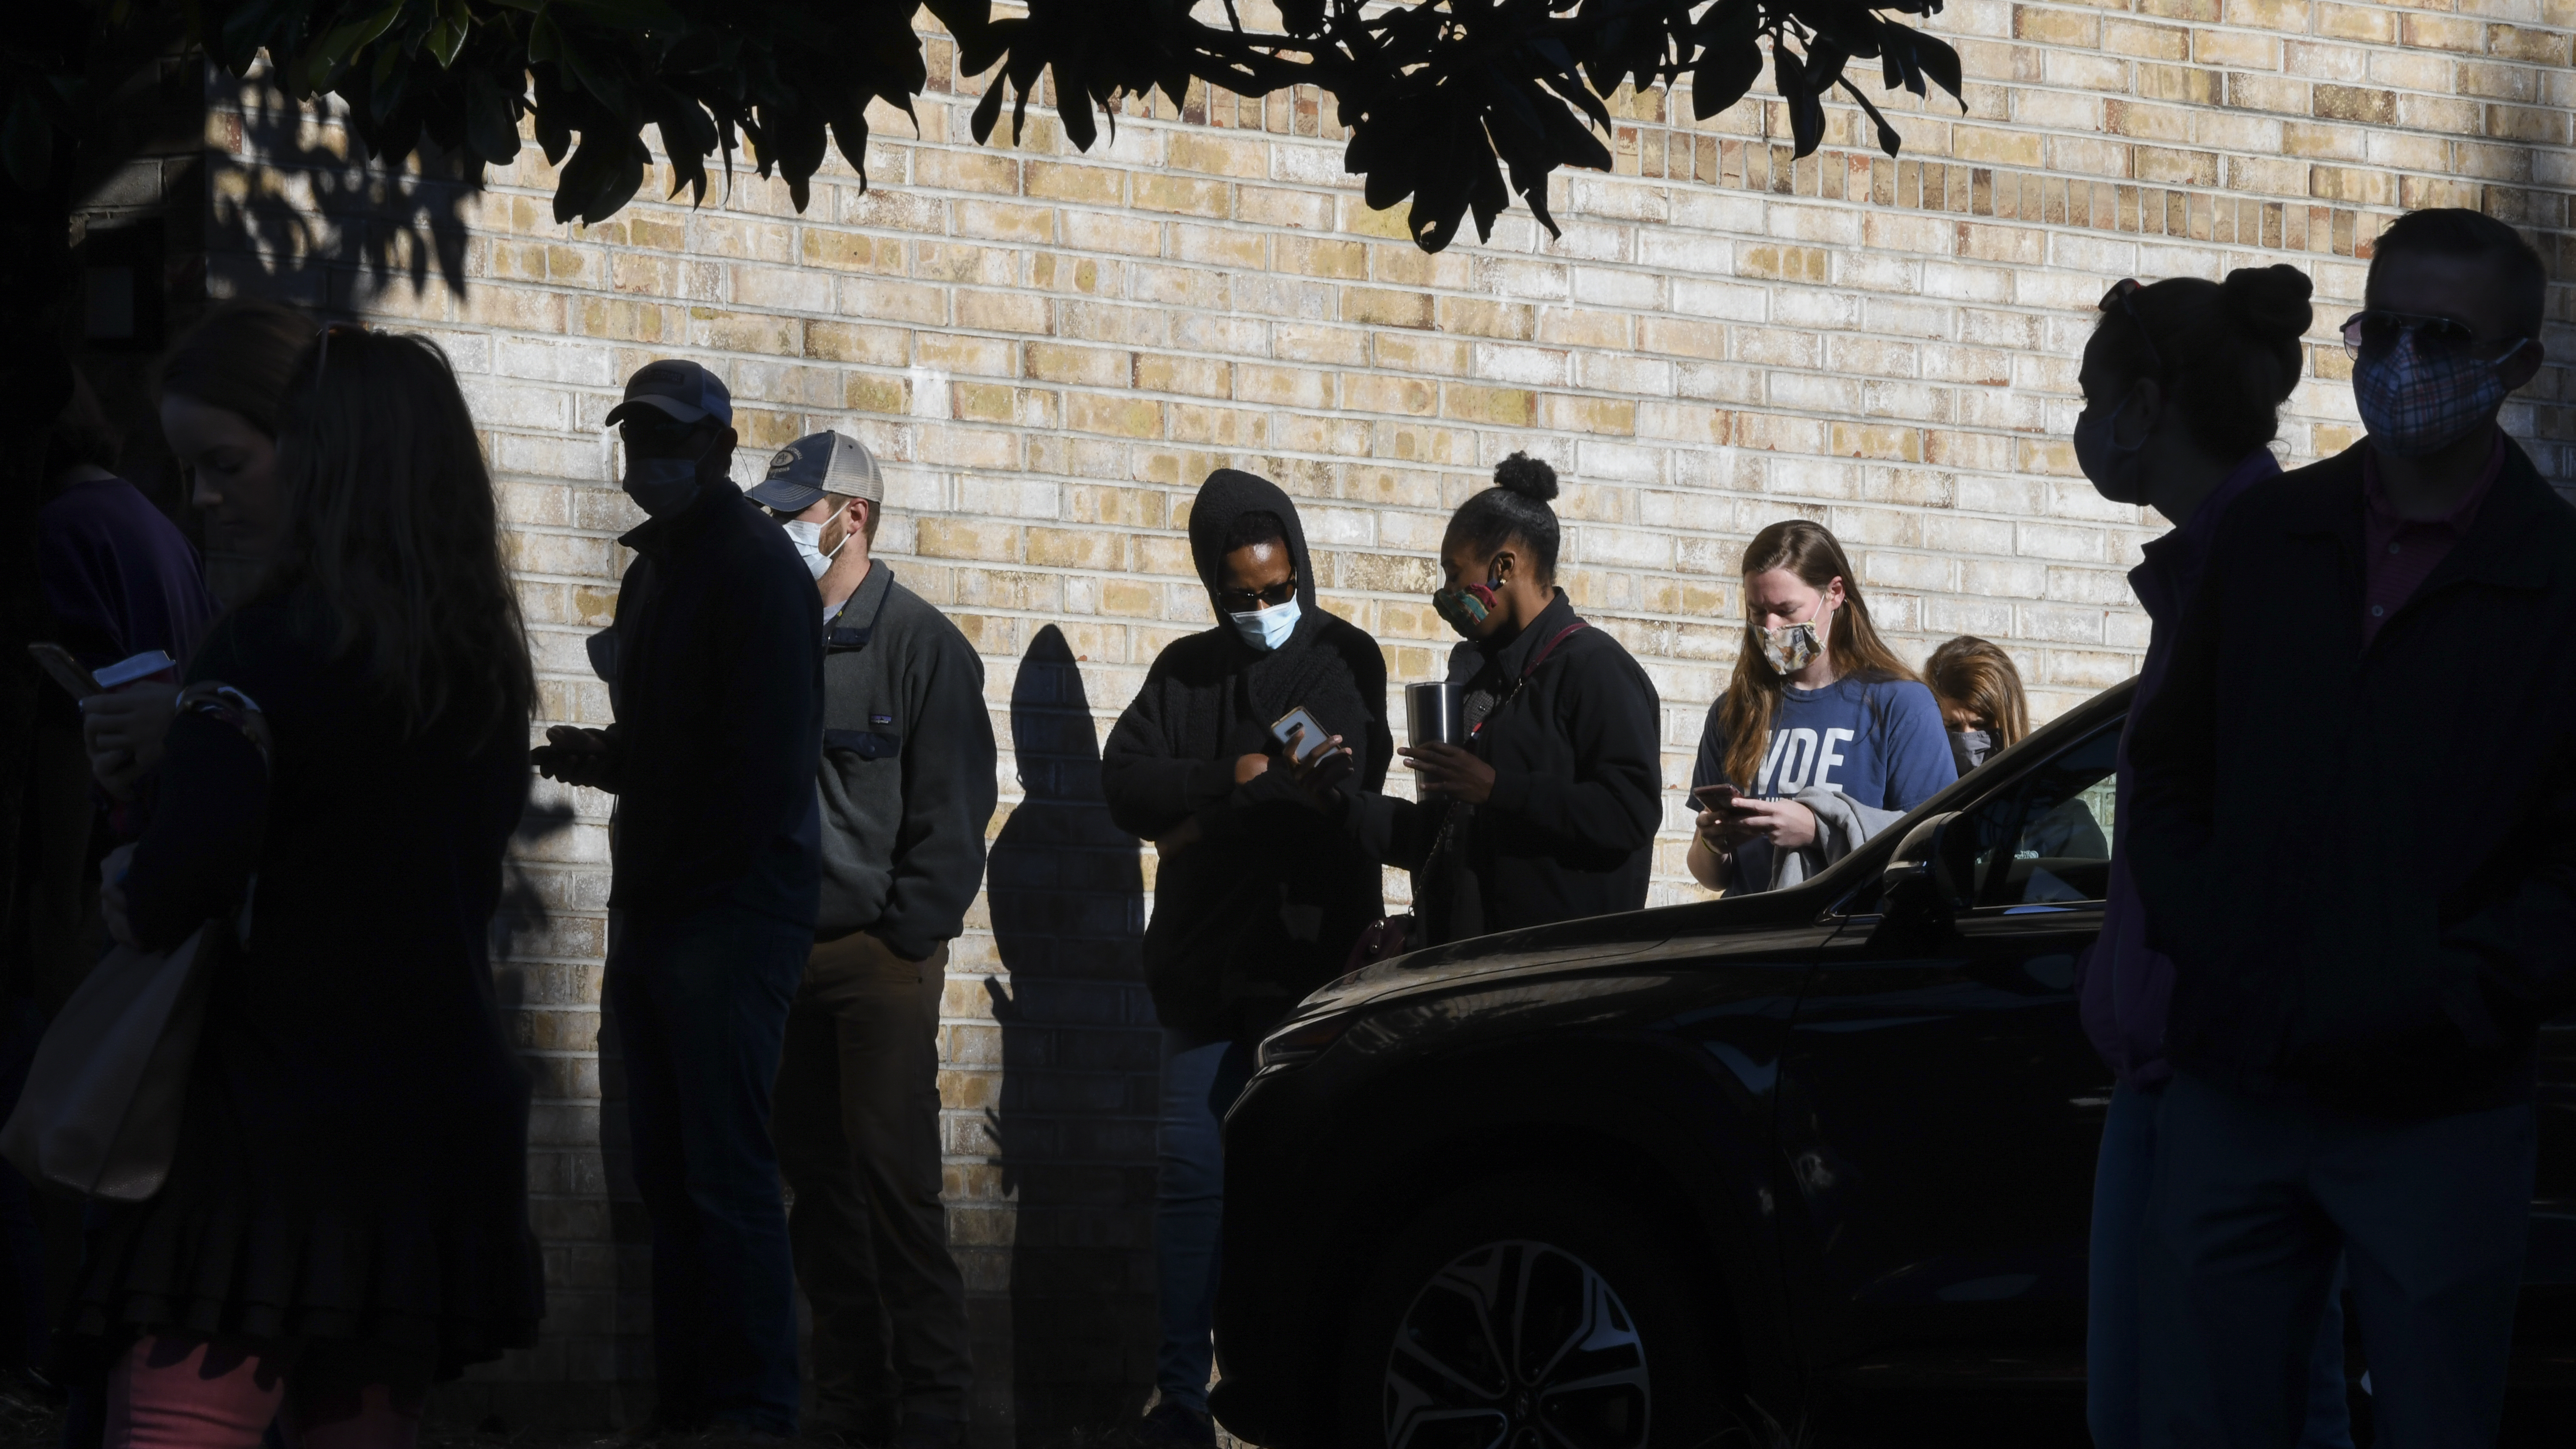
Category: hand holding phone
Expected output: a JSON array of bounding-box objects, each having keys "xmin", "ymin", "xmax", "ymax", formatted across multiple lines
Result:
[
  {"xmin": 532, "ymin": 725, "xmax": 617, "ymax": 788},
  {"xmin": 1692, "ymin": 783, "xmax": 1745, "ymax": 816},
  {"xmin": 1270, "ymin": 706, "xmax": 1333, "ymax": 765}
]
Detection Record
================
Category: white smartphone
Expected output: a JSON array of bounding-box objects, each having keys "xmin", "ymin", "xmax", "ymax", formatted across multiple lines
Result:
[{"xmin": 1269, "ymin": 706, "xmax": 1334, "ymax": 763}]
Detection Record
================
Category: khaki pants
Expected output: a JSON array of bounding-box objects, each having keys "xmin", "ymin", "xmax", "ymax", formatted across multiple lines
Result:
[{"xmin": 771, "ymin": 933, "xmax": 971, "ymax": 1429}]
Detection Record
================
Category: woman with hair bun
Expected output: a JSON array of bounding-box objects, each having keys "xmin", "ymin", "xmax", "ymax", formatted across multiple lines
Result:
[
  {"xmin": 2068, "ymin": 263, "xmax": 2351, "ymax": 1449},
  {"xmin": 1301, "ymin": 453, "xmax": 1662, "ymax": 949}
]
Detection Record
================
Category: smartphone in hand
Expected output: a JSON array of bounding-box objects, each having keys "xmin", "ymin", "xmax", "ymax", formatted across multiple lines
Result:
[
  {"xmin": 1692, "ymin": 783, "xmax": 1747, "ymax": 816},
  {"xmin": 28, "ymin": 643, "xmax": 100, "ymax": 700},
  {"xmin": 1270, "ymin": 706, "xmax": 1334, "ymax": 764}
]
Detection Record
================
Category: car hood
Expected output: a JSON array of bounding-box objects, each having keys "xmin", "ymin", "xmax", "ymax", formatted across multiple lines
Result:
[{"xmin": 1293, "ymin": 882, "xmax": 1834, "ymax": 1020}]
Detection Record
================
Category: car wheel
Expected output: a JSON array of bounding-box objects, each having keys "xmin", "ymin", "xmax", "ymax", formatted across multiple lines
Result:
[{"xmin": 1337, "ymin": 1171, "xmax": 1728, "ymax": 1449}]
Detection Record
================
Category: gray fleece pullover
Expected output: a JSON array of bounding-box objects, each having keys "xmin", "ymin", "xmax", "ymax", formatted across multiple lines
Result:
[{"xmin": 814, "ymin": 560, "xmax": 999, "ymax": 958}]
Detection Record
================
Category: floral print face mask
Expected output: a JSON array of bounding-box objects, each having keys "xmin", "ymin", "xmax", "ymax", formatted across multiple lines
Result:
[{"xmin": 1758, "ymin": 618, "xmax": 1825, "ymax": 675}]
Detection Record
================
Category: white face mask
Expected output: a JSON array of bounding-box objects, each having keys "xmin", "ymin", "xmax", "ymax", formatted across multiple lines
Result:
[
  {"xmin": 1229, "ymin": 598, "xmax": 1301, "ymax": 653},
  {"xmin": 781, "ymin": 518, "xmax": 848, "ymax": 581}
]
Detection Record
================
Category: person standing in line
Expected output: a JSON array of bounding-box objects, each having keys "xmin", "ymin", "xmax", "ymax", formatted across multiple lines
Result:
[
  {"xmin": 2129, "ymin": 210, "xmax": 2568, "ymax": 1446},
  {"xmin": 80, "ymin": 299, "xmax": 313, "ymax": 798},
  {"xmin": 747, "ymin": 433, "xmax": 996, "ymax": 1449},
  {"xmin": 1685, "ymin": 520, "xmax": 1954, "ymax": 896},
  {"xmin": 1922, "ymin": 635, "xmax": 2028, "ymax": 776},
  {"xmin": 1101, "ymin": 470, "xmax": 1390, "ymax": 1447},
  {"xmin": 531, "ymin": 361, "xmax": 822, "ymax": 1442},
  {"xmin": 74, "ymin": 325, "xmax": 544, "ymax": 1449},
  {"xmin": 1302, "ymin": 454, "xmax": 1660, "ymax": 948},
  {"xmin": 39, "ymin": 369, "xmax": 219, "ymax": 675},
  {"xmin": 2062, "ymin": 265, "xmax": 2351, "ymax": 1449}
]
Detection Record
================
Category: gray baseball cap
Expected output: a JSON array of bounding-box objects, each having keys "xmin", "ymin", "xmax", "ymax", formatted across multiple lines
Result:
[
  {"xmin": 605, "ymin": 359, "xmax": 733, "ymax": 428},
  {"xmin": 747, "ymin": 431, "xmax": 884, "ymax": 512}
]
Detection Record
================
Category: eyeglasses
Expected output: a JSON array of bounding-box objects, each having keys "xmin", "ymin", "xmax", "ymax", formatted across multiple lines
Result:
[
  {"xmin": 2098, "ymin": 279, "xmax": 2163, "ymax": 376},
  {"xmin": 2340, "ymin": 310, "xmax": 2525, "ymax": 363},
  {"xmin": 1216, "ymin": 580, "xmax": 1298, "ymax": 612}
]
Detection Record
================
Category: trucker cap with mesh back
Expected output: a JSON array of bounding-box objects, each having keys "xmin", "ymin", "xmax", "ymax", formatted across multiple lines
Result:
[{"xmin": 746, "ymin": 430, "xmax": 884, "ymax": 513}]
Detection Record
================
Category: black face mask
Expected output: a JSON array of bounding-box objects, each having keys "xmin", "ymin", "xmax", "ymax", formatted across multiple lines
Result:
[
  {"xmin": 620, "ymin": 418, "xmax": 718, "ymax": 518},
  {"xmin": 1950, "ymin": 728, "xmax": 1992, "ymax": 774}
]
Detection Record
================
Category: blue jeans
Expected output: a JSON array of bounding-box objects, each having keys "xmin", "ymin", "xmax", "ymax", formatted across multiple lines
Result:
[
  {"xmin": 2141, "ymin": 1071, "xmax": 2534, "ymax": 1449},
  {"xmin": 607, "ymin": 903, "xmax": 811, "ymax": 1434},
  {"xmin": 1153, "ymin": 1031, "xmax": 1252, "ymax": 1415},
  {"xmin": 2090, "ymin": 1081, "xmax": 2350, "ymax": 1449}
]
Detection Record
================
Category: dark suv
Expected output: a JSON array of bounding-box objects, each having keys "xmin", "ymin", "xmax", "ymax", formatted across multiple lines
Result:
[{"xmin": 1209, "ymin": 679, "xmax": 2576, "ymax": 1446}]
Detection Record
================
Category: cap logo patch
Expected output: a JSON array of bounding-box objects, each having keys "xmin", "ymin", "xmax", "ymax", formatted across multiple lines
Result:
[{"xmin": 768, "ymin": 445, "xmax": 801, "ymax": 477}]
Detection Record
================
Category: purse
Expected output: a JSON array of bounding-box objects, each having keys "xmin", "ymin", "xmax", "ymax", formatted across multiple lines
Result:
[{"xmin": 0, "ymin": 681, "xmax": 268, "ymax": 1202}]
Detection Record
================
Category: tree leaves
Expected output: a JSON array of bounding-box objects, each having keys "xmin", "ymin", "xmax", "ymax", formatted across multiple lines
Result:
[{"xmin": 26, "ymin": 0, "xmax": 1973, "ymax": 253}]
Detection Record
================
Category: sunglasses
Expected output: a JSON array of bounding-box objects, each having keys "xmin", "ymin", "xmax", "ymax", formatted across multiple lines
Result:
[
  {"xmin": 2340, "ymin": 310, "xmax": 2523, "ymax": 363},
  {"xmin": 1216, "ymin": 579, "xmax": 1298, "ymax": 612}
]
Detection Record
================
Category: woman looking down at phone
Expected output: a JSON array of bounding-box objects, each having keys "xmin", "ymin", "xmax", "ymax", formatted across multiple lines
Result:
[
  {"xmin": 1687, "ymin": 520, "xmax": 1955, "ymax": 894},
  {"xmin": 73, "ymin": 327, "xmax": 543, "ymax": 1445},
  {"xmin": 1304, "ymin": 454, "xmax": 1661, "ymax": 948}
]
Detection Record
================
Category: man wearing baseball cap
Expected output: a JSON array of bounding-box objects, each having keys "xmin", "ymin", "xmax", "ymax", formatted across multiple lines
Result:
[
  {"xmin": 533, "ymin": 360, "xmax": 823, "ymax": 1440},
  {"xmin": 748, "ymin": 432, "xmax": 995, "ymax": 1449}
]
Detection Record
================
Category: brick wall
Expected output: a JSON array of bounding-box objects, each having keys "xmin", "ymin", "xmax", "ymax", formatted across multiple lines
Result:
[{"xmin": 205, "ymin": 0, "xmax": 2572, "ymax": 1438}]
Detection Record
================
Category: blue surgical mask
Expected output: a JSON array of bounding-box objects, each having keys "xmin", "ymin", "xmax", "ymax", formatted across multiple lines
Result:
[
  {"xmin": 1229, "ymin": 598, "xmax": 1301, "ymax": 652},
  {"xmin": 623, "ymin": 456, "xmax": 702, "ymax": 518}
]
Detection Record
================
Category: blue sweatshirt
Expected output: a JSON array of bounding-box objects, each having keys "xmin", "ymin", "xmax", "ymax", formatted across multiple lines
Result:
[{"xmin": 1692, "ymin": 674, "xmax": 1957, "ymax": 892}]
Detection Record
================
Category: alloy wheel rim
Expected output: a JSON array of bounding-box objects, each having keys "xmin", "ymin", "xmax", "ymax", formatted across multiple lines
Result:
[{"xmin": 1382, "ymin": 1238, "xmax": 1651, "ymax": 1449}]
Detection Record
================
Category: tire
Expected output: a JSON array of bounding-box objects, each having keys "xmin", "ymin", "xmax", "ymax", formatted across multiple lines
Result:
[{"xmin": 1335, "ymin": 1171, "xmax": 1732, "ymax": 1449}]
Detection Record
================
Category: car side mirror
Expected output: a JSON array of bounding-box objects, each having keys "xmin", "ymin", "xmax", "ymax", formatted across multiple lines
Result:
[{"xmin": 1872, "ymin": 811, "xmax": 1964, "ymax": 949}]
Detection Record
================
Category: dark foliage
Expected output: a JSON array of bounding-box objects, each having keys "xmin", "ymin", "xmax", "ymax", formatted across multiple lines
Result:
[{"xmin": 9, "ymin": 0, "xmax": 1961, "ymax": 255}]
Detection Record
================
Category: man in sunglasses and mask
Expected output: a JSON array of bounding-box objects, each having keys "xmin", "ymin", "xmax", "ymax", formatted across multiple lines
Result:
[
  {"xmin": 533, "ymin": 360, "xmax": 823, "ymax": 1441},
  {"xmin": 1099, "ymin": 470, "xmax": 1390, "ymax": 1447},
  {"xmin": 746, "ymin": 432, "xmax": 996, "ymax": 1449},
  {"xmin": 2129, "ymin": 209, "xmax": 2570, "ymax": 1444}
]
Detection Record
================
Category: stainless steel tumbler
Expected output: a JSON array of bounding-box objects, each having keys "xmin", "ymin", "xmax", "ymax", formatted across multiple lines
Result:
[{"xmin": 1404, "ymin": 680, "xmax": 1467, "ymax": 748}]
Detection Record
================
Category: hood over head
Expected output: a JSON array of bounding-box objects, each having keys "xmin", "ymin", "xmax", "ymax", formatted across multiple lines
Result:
[{"xmin": 1187, "ymin": 469, "xmax": 1319, "ymax": 633}]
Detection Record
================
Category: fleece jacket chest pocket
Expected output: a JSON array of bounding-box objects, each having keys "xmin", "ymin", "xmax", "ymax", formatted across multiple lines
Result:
[{"xmin": 825, "ymin": 715, "xmax": 902, "ymax": 761}]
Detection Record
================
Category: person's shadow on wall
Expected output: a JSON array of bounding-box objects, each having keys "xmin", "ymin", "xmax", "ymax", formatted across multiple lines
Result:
[{"xmin": 983, "ymin": 625, "xmax": 1160, "ymax": 1437}]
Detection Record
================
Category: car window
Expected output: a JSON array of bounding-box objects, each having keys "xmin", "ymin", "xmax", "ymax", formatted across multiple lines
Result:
[{"xmin": 1946, "ymin": 721, "xmax": 2121, "ymax": 908}]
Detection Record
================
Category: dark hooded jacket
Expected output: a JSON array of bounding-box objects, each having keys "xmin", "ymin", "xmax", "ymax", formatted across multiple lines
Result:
[
  {"xmin": 1101, "ymin": 471, "xmax": 1392, "ymax": 1040},
  {"xmin": 1344, "ymin": 589, "xmax": 1662, "ymax": 946}
]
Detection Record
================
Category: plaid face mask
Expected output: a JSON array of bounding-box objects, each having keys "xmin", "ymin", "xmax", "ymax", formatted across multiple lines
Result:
[{"xmin": 2354, "ymin": 327, "xmax": 2519, "ymax": 459}]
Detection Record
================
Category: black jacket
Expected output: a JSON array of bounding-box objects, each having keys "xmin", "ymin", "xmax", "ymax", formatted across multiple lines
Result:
[
  {"xmin": 1101, "ymin": 470, "xmax": 1391, "ymax": 1040},
  {"xmin": 598, "ymin": 476, "xmax": 824, "ymax": 926},
  {"xmin": 91, "ymin": 588, "xmax": 541, "ymax": 1372},
  {"xmin": 2130, "ymin": 436, "xmax": 2576, "ymax": 1114},
  {"xmin": 1349, "ymin": 589, "xmax": 1662, "ymax": 945}
]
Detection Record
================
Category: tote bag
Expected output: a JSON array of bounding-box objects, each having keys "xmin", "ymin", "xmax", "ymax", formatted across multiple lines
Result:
[
  {"xmin": 2, "ymin": 679, "xmax": 267, "ymax": 1201},
  {"xmin": 0, "ymin": 926, "xmax": 218, "ymax": 1201}
]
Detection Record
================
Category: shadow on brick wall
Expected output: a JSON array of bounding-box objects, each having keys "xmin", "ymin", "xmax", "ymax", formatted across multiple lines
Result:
[
  {"xmin": 214, "ymin": 70, "xmax": 473, "ymax": 309},
  {"xmin": 982, "ymin": 626, "xmax": 1158, "ymax": 1439}
]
